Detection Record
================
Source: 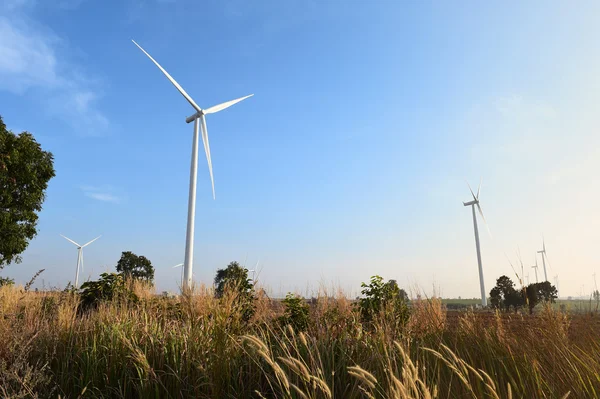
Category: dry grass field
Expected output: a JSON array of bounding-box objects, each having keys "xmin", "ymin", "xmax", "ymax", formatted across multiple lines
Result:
[{"xmin": 0, "ymin": 283, "xmax": 598, "ymax": 398}]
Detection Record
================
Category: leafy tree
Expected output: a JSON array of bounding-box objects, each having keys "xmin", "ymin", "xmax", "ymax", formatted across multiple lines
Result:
[
  {"xmin": 214, "ymin": 261, "xmax": 256, "ymax": 321},
  {"xmin": 524, "ymin": 281, "xmax": 558, "ymax": 314},
  {"xmin": 357, "ymin": 275, "xmax": 410, "ymax": 326},
  {"xmin": 0, "ymin": 116, "xmax": 55, "ymax": 269},
  {"xmin": 79, "ymin": 272, "xmax": 138, "ymax": 312},
  {"xmin": 214, "ymin": 261, "xmax": 254, "ymax": 298},
  {"xmin": 0, "ymin": 276, "xmax": 14, "ymax": 287},
  {"xmin": 489, "ymin": 275, "xmax": 524, "ymax": 312},
  {"xmin": 115, "ymin": 251, "xmax": 155, "ymax": 282},
  {"xmin": 279, "ymin": 293, "xmax": 310, "ymax": 332}
]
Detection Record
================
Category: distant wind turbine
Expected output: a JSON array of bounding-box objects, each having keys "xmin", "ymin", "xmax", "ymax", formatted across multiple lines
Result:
[
  {"xmin": 593, "ymin": 272, "xmax": 598, "ymax": 292},
  {"xmin": 132, "ymin": 40, "xmax": 253, "ymax": 292},
  {"xmin": 463, "ymin": 180, "xmax": 490, "ymax": 307},
  {"xmin": 60, "ymin": 234, "xmax": 101, "ymax": 288},
  {"xmin": 537, "ymin": 238, "xmax": 549, "ymax": 282},
  {"xmin": 554, "ymin": 275, "xmax": 559, "ymax": 296},
  {"xmin": 531, "ymin": 257, "xmax": 539, "ymax": 284},
  {"xmin": 248, "ymin": 259, "xmax": 260, "ymax": 283}
]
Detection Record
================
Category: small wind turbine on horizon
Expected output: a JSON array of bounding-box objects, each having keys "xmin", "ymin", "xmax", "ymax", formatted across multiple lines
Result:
[
  {"xmin": 593, "ymin": 272, "xmax": 598, "ymax": 293},
  {"xmin": 532, "ymin": 257, "xmax": 539, "ymax": 284},
  {"xmin": 537, "ymin": 238, "xmax": 549, "ymax": 282},
  {"xmin": 132, "ymin": 40, "xmax": 253, "ymax": 293},
  {"xmin": 463, "ymin": 180, "xmax": 490, "ymax": 307},
  {"xmin": 60, "ymin": 234, "xmax": 101, "ymax": 288},
  {"xmin": 248, "ymin": 259, "xmax": 260, "ymax": 283}
]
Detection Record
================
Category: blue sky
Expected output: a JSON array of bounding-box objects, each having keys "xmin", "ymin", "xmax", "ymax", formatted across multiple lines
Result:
[{"xmin": 1, "ymin": 0, "xmax": 600, "ymax": 298}]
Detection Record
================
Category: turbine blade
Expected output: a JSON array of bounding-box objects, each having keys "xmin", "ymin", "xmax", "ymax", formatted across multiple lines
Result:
[
  {"xmin": 172, "ymin": 263, "xmax": 183, "ymax": 268},
  {"xmin": 82, "ymin": 235, "xmax": 101, "ymax": 247},
  {"xmin": 132, "ymin": 40, "xmax": 203, "ymax": 113},
  {"xmin": 466, "ymin": 181, "xmax": 477, "ymax": 202},
  {"xmin": 476, "ymin": 203, "xmax": 492, "ymax": 238},
  {"xmin": 203, "ymin": 94, "xmax": 253, "ymax": 115},
  {"xmin": 60, "ymin": 234, "xmax": 81, "ymax": 247},
  {"xmin": 80, "ymin": 249, "xmax": 84, "ymax": 273},
  {"xmin": 476, "ymin": 177, "xmax": 482, "ymax": 199},
  {"xmin": 200, "ymin": 115, "xmax": 215, "ymax": 199},
  {"xmin": 543, "ymin": 237, "xmax": 546, "ymax": 253}
]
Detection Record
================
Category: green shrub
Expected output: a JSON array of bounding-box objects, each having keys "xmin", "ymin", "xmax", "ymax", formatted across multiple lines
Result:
[
  {"xmin": 357, "ymin": 275, "xmax": 410, "ymax": 327},
  {"xmin": 0, "ymin": 276, "xmax": 14, "ymax": 287},
  {"xmin": 278, "ymin": 293, "xmax": 310, "ymax": 332},
  {"xmin": 79, "ymin": 272, "xmax": 138, "ymax": 312},
  {"xmin": 214, "ymin": 261, "xmax": 256, "ymax": 321}
]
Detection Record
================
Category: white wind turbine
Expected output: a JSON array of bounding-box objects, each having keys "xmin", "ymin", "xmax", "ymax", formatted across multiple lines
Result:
[
  {"xmin": 537, "ymin": 238, "xmax": 549, "ymax": 282},
  {"xmin": 463, "ymin": 180, "xmax": 490, "ymax": 307},
  {"xmin": 554, "ymin": 275, "xmax": 559, "ymax": 296},
  {"xmin": 132, "ymin": 40, "xmax": 253, "ymax": 292},
  {"xmin": 531, "ymin": 256, "xmax": 539, "ymax": 284},
  {"xmin": 60, "ymin": 234, "xmax": 101, "ymax": 288},
  {"xmin": 248, "ymin": 259, "xmax": 260, "ymax": 283}
]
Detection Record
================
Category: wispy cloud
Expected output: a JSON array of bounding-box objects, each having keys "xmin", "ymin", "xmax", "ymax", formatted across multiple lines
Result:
[
  {"xmin": 0, "ymin": 2, "xmax": 108, "ymax": 134},
  {"xmin": 81, "ymin": 185, "xmax": 123, "ymax": 203}
]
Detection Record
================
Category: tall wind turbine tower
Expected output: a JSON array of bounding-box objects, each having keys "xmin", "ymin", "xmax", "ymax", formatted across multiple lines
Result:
[
  {"xmin": 537, "ymin": 238, "xmax": 548, "ymax": 282},
  {"xmin": 531, "ymin": 257, "xmax": 539, "ymax": 284},
  {"xmin": 132, "ymin": 40, "xmax": 253, "ymax": 292},
  {"xmin": 60, "ymin": 235, "xmax": 101, "ymax": 288},
  {"xmin": 463, "ymin": 180, "xmax": 489, "ymax": 307}
]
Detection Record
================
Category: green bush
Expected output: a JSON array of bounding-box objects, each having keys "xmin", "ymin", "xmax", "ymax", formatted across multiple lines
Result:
[
  {"xmin": 214, "ymin": 261, "xmax": 256, "ymax": 321},
  {"xmin": 357, "ymin": 275, "xmax": 410, "ymax": 327},
  {"xmin": 278, "ymin": 293, "xmax": 310, "ymax": 332},
  {"xmin": 79, "ymin": 272, "xmax": 138, "ymax": 312},
  {"xmin": 0, "ymin": 276, "xmax": 14, "ymax": 287}
]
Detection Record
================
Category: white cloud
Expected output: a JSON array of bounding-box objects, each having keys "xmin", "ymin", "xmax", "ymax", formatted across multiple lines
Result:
[
  {"xmin": 81, "ymin": 185, "xmax": 123, "ymax": 203},
  {"xmin": 85, "ymin": 192, "xmax": 120, "ymax": 203},
  {"xmin": 0, "ymin": 3, "xmax": 108, "ymax": 133}
]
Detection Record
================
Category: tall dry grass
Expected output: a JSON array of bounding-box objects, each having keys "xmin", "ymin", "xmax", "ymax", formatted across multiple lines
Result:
[{"xmin": 0, "ymin": 283, "xmax": 597, "ymax": 398}]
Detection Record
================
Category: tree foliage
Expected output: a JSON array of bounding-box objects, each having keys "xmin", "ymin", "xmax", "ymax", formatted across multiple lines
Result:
[
  {"xmin": 489, "ymin": 275, "xmax": 558, "ymax": 314},
  {"xmin": 279, "ymin": 293, "xmax": 310, "ymax": 332},
  {"xmin": 115, "ymin": 251, "xmax": 155, "ymax": 282},
  {"xmin": 0, "ymin": 116, "xmax": 55, "ymax": 268},
  {"xmin": 489, "ymin": 275, "xmax": 523, "ymax": 312},
  {"xmin": 214, "ymin": 261, "xmax": 256, "ymax": 321},
  {"xmin": 214, "ymin": 261, "xmax": 254, "ymax": 298},
  {"xmin": 79, "ymin": 272, "xmax": 138, "ymax": 312},
  {"xmin": 525, "ymin": 281, "xmax": 558, "ymax": 314},
  {"xmin": 357, "ymin": 275, "xmax": 410, "ymax": 326}
]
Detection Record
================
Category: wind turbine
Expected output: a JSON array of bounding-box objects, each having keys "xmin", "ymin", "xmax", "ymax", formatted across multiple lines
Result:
[
  {"xmin": 248, "ymin": 259, "xmax": 259, "ymax": 283},
  {"xmin": 463, "ymin": 180, "xmax": 490, "ymax": 307},
  {"xmin": 593, "ymin": 272, "xmax": 598, "ymax": 292},
  {"xmin": 525, "ymin": 273, "xmax": 530, "ymax": 285},
  {"xmin": 531, "ymin": 257, "xmax": 539, "ymax": 284},
  {"xmin": 554, "ymin": 275, "xmax": 559, "ymax": 296},
  {"xmin": 60, "ymin": 234, "xmax": 101, "ymax": 288},
  {"xmin": 537, "ymin": 238, "xmax": 549, "ymax": 282},
  {"xmin": 132, "ymin": 40, "xmax": 253, "ymax": 292}
]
